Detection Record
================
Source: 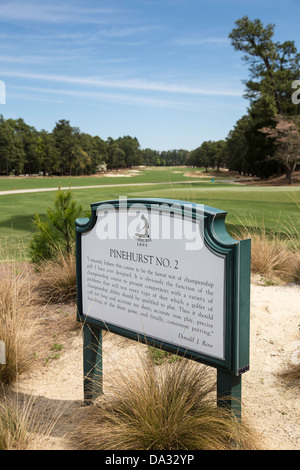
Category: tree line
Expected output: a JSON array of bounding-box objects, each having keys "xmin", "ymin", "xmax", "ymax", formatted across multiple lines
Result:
[
  {"xmin": 0, "ymin": 112, "xmax": 228, "ymax": 176},
  {"xmin": 0, "ymin": 117, "xmax": 135, "ymax": 176},
  {"xmin": 0, "ymin": 116, "xmax": 194, "ymax": 176}
]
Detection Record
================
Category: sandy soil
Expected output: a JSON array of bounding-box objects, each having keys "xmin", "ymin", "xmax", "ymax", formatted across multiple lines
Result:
[{"xmin": 16, "ymin": 276, "xmax": 300, "ymax": 450}]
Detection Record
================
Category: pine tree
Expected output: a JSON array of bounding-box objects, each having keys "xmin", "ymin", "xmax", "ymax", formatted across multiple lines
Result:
[{"xmin": 29, "ymin": 187, "xmax": 83, "ymax": 264}]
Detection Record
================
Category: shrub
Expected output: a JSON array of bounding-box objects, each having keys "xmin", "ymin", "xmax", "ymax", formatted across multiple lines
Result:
[{"xmin": 29, "ymin": 187, "xmax": 83, "ymax": 264}]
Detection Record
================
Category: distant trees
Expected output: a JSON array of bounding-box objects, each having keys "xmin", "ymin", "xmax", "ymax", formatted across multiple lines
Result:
[
  {"xmin": 0, "ymin": 118, "xmax": 196, "ymax": 176},
  {"xmin": 116, "ymin": 136, "xmax": 142, "ymax": 168},
  {"xmin": 139, "ymin": 148, "xmax": 160, "ymax": 166},
  {"xmin": 0, "ymin": 115, "xmax": 19, "ymax": 175},
  {"xmin": 52, "ymin": 119, "xmax": 80, "ymax": 176},
  {"xmin": 188, "ymin": 140, "xmax": 227, "ymax": 171},
  {"xmin": 139, "ymin": 148, "xmax": 190, "ymax": 167},
  {"xmin": 0, "ymin": 116, "xmax": 144, "ymax": 176},
  {"xmin": 159, "ymin": 149, "xmax": 190, "ymax": 166}
]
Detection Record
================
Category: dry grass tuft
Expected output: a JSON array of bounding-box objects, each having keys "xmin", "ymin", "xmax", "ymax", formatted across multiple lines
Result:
[
  {"xmin": 249, "ymin": 231, "xmax": 291, "ymax": 280},
  {"xmin": 69, "ymin": 356, "xmax": 259, "ymax": 450},
  {"xmin": 0, "ymin": 386, "xmax": 71, "ymax": 450},
  {"xmin": 231, "ymin": 218, "xmax": 300, "ymax": 284},
  {"xmin": 0, "ymin": 388, "xmax": 33, "ymax": 450},
  {"xmin": 290, "ymin": 252, "xmax": 300, "ymax": 283},
  {"xmin": 279, "ymin": 363, "xmax": 300, "ymax": 388},
  {"xmin": 35, "ymin": 251, "xmax": 77, "ymax": 304},
  {"xmin": 0, "ymin": 259, "xmax": 40, "ymax": 385},
  {"xmin": 278, "ymin": 338, "xmax": 300, "ymax": 389}
]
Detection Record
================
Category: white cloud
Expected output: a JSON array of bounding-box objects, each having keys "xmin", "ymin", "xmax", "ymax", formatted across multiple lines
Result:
[
  {"xmin": 0, "ymin": 54, "xmax": 78, "ymax": 64},
  {"xmin": 2, "ymin": 71, "xmax": 243, "ymax": 97},
  {"xmin": 9, "ymin": 84, "xmax": 186, "ymax": 109},
  {"xmin": 0, "ymin": 1, "xmax": 118, "ymax": 24}
]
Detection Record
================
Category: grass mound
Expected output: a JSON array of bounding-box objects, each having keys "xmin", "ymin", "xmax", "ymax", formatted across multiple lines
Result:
[{"xmin": 69, "ymin": 356, "xmax": 259, "ymax": 450}]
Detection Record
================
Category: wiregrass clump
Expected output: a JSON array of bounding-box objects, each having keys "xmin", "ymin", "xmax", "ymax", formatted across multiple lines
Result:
[
  {"xmin": 278, "ymin": 338, "xmax": 300, "ymax": 388},
  {"xmin": 35, "ymin": 250, "xmax": 77, "ymax": 304},
  {"xmin": 0, "ymin": 389, "xmax": 32, "ymax": 450},
  {"xmin": 0, "ymin": 260, "xmax": 39, "ymax": 385},
  {"xmin": 0, "ymin": 386, "xmax": 72, "ymax": 450},
  {"xmin": 230, "ymin": 217, "xmax": 300, "ymax": 284},
  {"xmin": 249, "ymin": 231, "xmax": 291, "ymax": 280},
  {"xmin": 69, "ymin": 357, "xmax": 259, "ymax": 450},
  {"xmin": 279, "ymin": 361, "xmax": 300, "ymax": 388},
  {"xmin": 290, "ymin": 252, "xmax": 300, "ymax": 283}
]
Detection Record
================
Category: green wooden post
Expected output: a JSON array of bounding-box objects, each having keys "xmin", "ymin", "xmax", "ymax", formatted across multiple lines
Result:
[
  {"xmin": 83, "ymin": 323, "xmax": 103, "ymax": 404},
  {"xmin": 217, "ymin": 369, "xmax": 242, "ymax": 420}
]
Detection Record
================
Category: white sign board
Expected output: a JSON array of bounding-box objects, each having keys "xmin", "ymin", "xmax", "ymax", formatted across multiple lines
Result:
[{"xmin": 81, "ymin": 206, "xmax": 226, "ymax": 360}]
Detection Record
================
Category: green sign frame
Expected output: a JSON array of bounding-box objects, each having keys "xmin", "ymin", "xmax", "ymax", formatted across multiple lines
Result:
[{"xmin": 76, "ymin": 198, "xmax": 251, "ymax": 415}]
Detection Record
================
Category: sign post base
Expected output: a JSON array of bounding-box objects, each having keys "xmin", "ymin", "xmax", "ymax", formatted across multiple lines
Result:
[
  {"xmin": 217, "ymin": 369, "xmax": 242, "ymax": 420},
  {"xmin": 83, "ymin": 323, "xmax": 103, "ymax": 403}
]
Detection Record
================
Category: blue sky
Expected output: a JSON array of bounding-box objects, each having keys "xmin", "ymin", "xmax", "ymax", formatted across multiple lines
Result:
[{"xmin": 0, "ymin": 0, "xmax": 299, "ymax": 151}]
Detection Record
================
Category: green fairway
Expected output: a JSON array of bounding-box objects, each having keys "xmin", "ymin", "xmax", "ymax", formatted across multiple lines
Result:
[
  {"xmin": 0, "ymin": 167, "xmax": 214, "ymax": 192},
  {"xmin": 139, "ymin": 184, "xmax": 300, "ymax": 233},
  {"xmin": 0, "ymin": 171, "xmax": 299, "ymax": 260}
]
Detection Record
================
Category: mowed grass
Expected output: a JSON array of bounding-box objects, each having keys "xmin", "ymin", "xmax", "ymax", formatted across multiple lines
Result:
[
  {"xmin": 0, "ymin": 168, "xmax": 299, "ymax": 260},
  {"xmin": 142, "ymin": 185, "xmax": 300, "ymax": 235},
  {"xmin": 0, "ymin": 167, "xmax": 209, "ymax": 192}
]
